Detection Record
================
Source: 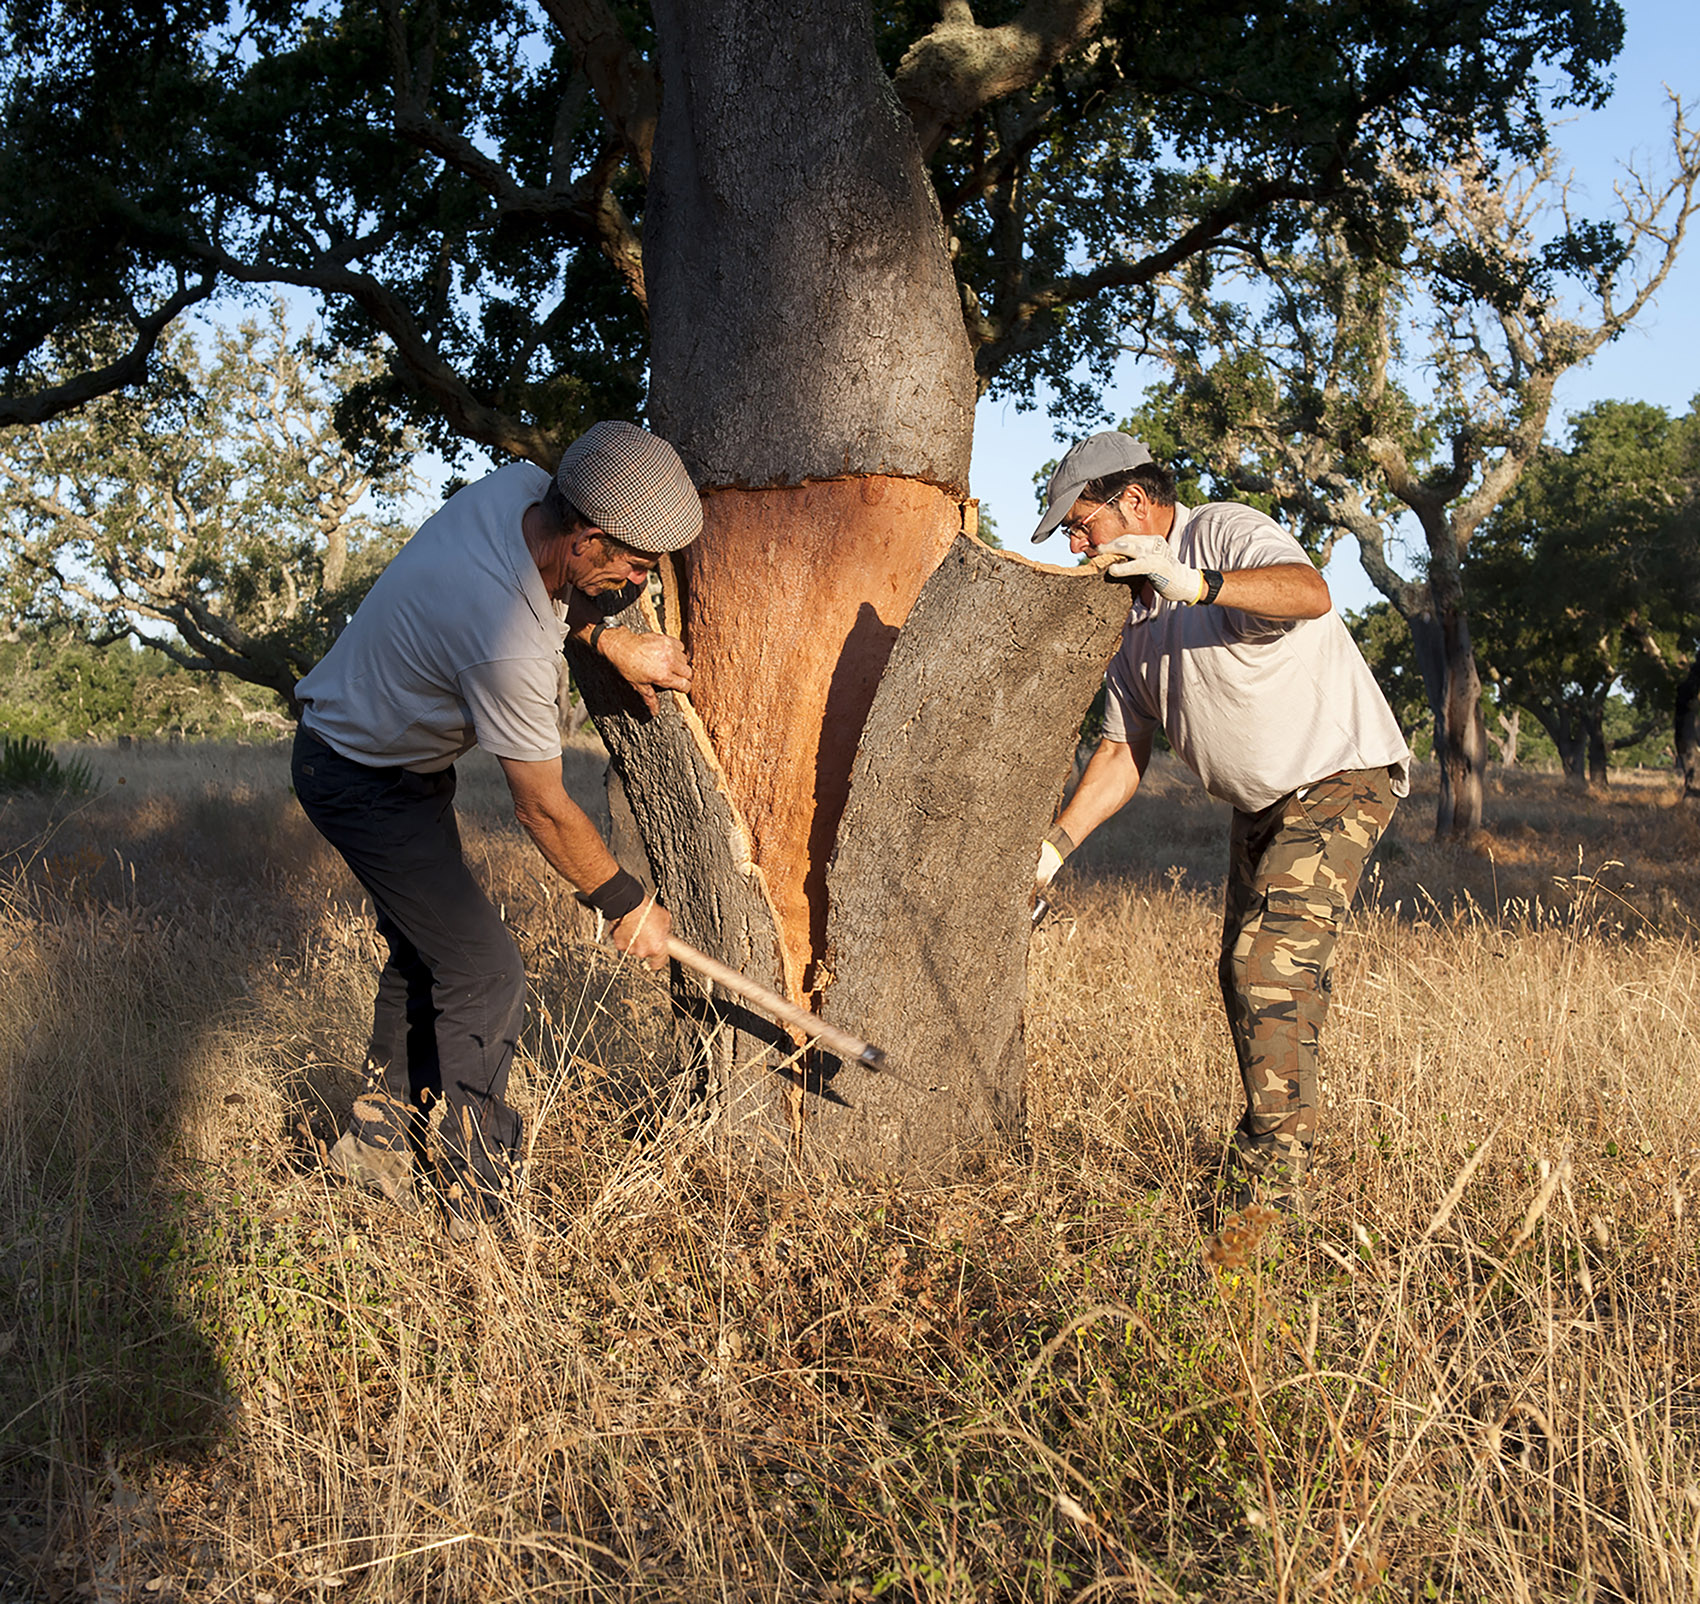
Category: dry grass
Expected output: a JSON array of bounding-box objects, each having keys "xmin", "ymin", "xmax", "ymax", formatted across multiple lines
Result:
[{"xmin": 2, "ymin": 741, "xmax": 1698, "ymax": 1602}]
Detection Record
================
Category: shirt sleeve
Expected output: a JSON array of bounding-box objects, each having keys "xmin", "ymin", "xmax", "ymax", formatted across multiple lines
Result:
[
  {"xmin": 1207, "ymin": 506, "xmax": 1314, "ymax": 572},
  {"xmin": 1100, "ymin": 641, "xmax": 1156, "ymax": 746},
  {"xmin": 459, "ymin": 655, "xmax": 565, "ymax": 764}
]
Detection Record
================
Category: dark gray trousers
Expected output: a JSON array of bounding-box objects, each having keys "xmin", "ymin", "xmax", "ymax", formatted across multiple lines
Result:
[{"xmin": 291, "ymin": 726, "xmax": 524, "ymax": 1196}]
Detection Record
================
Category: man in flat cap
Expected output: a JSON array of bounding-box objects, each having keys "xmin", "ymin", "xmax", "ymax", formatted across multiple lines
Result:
[
  {"xmin": 1030, "ymin": 431, "xmax": 1410, "ymax": 1217},
  {"xmin": 291, "ymin": 420, "xmax": 701, "ymax": 1236}
]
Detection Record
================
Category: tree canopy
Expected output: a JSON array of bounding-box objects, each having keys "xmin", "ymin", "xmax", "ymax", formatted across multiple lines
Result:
[
  {"xmin": 0, "ymin": 305, "xmax": 418, "ymax": 703},
  {"xmin": 0, "ymin": 0, "xmax": 1629, "ymax": 464},
  {"xmin": 1115, "ymin": 104, "xmax": 1699, "ymax": 830},
  {"xmin": 1470, "ymin": 397, "xmax": 1700, "ymax": 784}
]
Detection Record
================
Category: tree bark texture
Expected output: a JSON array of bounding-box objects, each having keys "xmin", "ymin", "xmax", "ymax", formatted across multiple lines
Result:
[
  {"xmin": 598, "ymin": 0, "xmax": 1118, "ymax": 1175},
  {"xmin": 1436, "ymin": 607, "xmax": 1488, "ymax": 836},
  {"xmin": 1586, "ymin": 711, "xmax": 1609, "ymax": 788},
  {"xmin": 571, "ymin": 548, "xmax": 1129, "ymax": 1175},
  {"xmin": 645, "ymin": 0, "xmax": 976, "ymax": 490},
  {"xmin": 811, "ymin": 540, "xmax": 1129, "ymax": 1174},
  {"xmin": 566, "ymin": 599, "xmax": 800, "ymax": 1153},
  {"xmin": 1426, "ymin": 533, "xmax": 1487, "ymax": 838},
  {"xmin": 1676, "ymin": 656, "xmax": 1700, "ymax": 800}
]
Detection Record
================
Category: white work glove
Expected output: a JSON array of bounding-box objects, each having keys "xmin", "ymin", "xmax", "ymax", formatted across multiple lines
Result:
[
  {"xmin": 1035, "ymin": 824, "xmax": 1075, "ymax": 886},
  {"xmin": 1099, "ymin": 534, "xmax": 1206, "ymax": 604}
]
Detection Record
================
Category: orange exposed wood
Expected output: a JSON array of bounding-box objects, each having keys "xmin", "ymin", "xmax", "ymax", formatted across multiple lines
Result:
[{"xmin": 684, "ymin": 478, "xmax": 961, "ymax": 997}]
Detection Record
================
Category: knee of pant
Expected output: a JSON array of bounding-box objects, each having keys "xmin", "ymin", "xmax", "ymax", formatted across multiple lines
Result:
[{"xmin": 485, "ymin": 944, "xmax": 526, "ymax": 1017}]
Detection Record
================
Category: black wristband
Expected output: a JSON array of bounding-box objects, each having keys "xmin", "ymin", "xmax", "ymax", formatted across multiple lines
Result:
[
  {"xmin": 576, "ymin": 868, "xmax": 649, "ymax": 922},
  {"xmin": 1199, "ymin": 568, "xmax": 1225, "ymax": 605},
  {"xmin": 589, "ymin": 620, "xmax": 614, "ymax": 653}
]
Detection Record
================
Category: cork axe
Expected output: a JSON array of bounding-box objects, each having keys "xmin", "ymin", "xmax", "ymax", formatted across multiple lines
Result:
[{"xmin": 666, "ymin": 937, "xmax": 888, "ymax": 1071}]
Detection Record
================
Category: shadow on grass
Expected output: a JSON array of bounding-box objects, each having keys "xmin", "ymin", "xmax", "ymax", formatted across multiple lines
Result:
[{"xmin": 0, "ymin": 742, "xmax": 351, "ymax": 1581}]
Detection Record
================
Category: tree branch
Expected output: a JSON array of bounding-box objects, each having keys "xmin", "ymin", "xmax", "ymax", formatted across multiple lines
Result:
[
  {"xmin": 196, "ymin": 248, "xmax": 557, "ymax": 465},
  {"xmin": 536, "ymin": 0, "xmax": 660, "ymax": 177},
  {"xmin": 0, "ymin": 279, "xmax": 215, "ymax": 426},
  {"xmin": 895, "ymin": 0, "xmax": 1104, "ymax": 159}
]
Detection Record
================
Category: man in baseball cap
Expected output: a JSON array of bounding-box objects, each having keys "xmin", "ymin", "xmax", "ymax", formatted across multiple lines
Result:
[
  {"xmin": 1030, "ymin": 431, "xmax": 1411, "ymax": 1223},
  {"xmin": 1030, "ymin": 430, "xmax": 1154, "ymax": 543},
  {"xmin": 291, "ymin": 421, "xmax": 701, "ymax": 1239}
]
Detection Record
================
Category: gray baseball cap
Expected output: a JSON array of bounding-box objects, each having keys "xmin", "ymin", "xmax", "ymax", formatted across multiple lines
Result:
[
  {"xmin": 1030, "ymin": 431, "xmax": 1154, "ymax": 542},
  {"xmin": 557, "ymin": 421, "xmax": 703, "ymax": 554}
]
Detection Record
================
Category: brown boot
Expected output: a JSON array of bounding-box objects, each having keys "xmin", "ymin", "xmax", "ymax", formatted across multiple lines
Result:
[{"xmin": 324, "ymin": 1129, "xmax": 418, "ymax": 1208}]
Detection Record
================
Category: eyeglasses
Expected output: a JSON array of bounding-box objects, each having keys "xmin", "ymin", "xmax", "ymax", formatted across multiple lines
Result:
[{"xmin": 1059, "ymin": 489, "xmax": 1124, "ymax": 542}]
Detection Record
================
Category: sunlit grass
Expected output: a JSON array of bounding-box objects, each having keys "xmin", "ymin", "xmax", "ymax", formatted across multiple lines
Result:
[{"xmin": 1, "ymin": 740, "xmax": 1696, "ymax": 1600}]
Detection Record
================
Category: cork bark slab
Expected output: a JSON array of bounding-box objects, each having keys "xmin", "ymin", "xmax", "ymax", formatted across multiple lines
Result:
[
  {"xmin": 809, "ymin": 538, "xmax": 1131, "ymax": 1177},
  {"xmin": 684, "ymin": 478, "xmax": 962, "ymax": 992},
  {"xmin": 565, "ymin": 601, "xmax": 800, "ymax": 1152}
]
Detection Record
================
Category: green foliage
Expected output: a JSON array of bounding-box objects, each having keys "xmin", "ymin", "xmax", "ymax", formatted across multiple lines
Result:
[
  {"xmin": 1470, "ymin": 398, "xmax": 1700, "ymax": 778},
  {"xmin": 1, "ymin": 305, "xmax": 416, "ymax": 704},
  {"xmin": 0, "ymin": 731, "xmax": 93, "ymax": 794},
  {"xmin": 0, "ymin": 0, "xmax": 1627, "ymax": 457},
  {"xmin": 0, "ymin": 630, "xmax": 285, "ymax": 740}
]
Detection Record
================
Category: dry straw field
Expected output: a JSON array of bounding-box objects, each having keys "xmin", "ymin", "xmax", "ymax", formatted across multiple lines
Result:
[{"xmin": 2, "ymin": 739, "xmax": 1699, "ymax": 1603}]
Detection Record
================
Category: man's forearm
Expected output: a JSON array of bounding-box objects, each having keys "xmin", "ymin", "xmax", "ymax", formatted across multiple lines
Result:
[
  {"xmin": 517, "ymin": 797, "xmax": 622, "ymax": 894},
  {"xmin": 1056, "ymin": 734, "xmax": 1148, "ymax": 846},
  {"xmin": 1211, "ymin": 563, "xmax": 1331, "ymax": 620},
  {"xmin": 500, "ymin": 756, "xmax": 621, "ymax": 891}
]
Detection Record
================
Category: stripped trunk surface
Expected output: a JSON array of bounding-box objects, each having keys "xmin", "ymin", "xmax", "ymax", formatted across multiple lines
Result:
[
  {"xmin": 571, "ymin": 536, "xmax": 1127, "ymax": 1175},
  {"xmin": 813, "ymin": 540, "xmax": 1130, "ymax": 1172}
]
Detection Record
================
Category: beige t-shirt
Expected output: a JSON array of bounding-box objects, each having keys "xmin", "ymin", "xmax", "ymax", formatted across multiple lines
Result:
[
  {"xmin": 1101, "ymin": 501, "xmax": 1411, "ymax": 813},
  {"xmin": 295, "ymin": 463, "xmax": 567, "ymax": 771}
]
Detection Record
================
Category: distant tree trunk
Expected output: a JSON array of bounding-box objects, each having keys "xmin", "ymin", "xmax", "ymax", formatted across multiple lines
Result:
[
  {"xmin": 1406, "ymin": 607, "xmax": 1447, "ymax": 749},
  {"xmin": 1488, "ymin": 705, "xmax": 1520, "ymax": 768},
  {"xmin": 1535, "ymin": 705, "xmax": 1590, "ymax": 787},
  {"xmin": 577, "ymin": 0, "xmax": 1129, "ymax": 1176},
  {"xmin": 1585, "ymin": 704, "xmax": 1609, "ymax": 787},
  {"xmin": 1360, "ymin": 524, "xmax": 1486, "ymax": 837},
  {"xmin": 1676, "ymin": 656, "xmax": 1700, "ymax": 799},
  {"xmin": 1432, "ymin": 573, "xmax": 1488, "ymax": 837}
]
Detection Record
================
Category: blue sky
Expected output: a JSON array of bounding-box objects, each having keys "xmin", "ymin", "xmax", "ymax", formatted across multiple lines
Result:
[{"xmin": 989, "ymin": 0, "xmax": 1700, "ymax": 609}]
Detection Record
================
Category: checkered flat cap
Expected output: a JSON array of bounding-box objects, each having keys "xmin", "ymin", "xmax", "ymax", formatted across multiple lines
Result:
[{"xmin": 556, "ymin": 421, "xmax": 703, "ymax": 554}]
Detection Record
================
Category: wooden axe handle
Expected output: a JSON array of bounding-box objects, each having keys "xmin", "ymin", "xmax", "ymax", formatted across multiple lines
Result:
[{"xmin": 666, "ymin": 937, "xmax": 887, "ymax": 1070}]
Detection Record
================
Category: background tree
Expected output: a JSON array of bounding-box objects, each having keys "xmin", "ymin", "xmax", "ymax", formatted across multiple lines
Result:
[
  {"xmin": 0, "ymin": 0, "xmax": 1635, "ymax": 1170},
  {"xmin": 0, "ymin": 306, "xmax": 418, "ymax": 707},
  {"xmin": 1344, "ymin": 602, "xmax": 1432, "ymax": 758},
  {"xmin": 0, "ymin": 628, "xmax": 287, "ymax": 740},
  {"xmin": 1472, "ymin": 397, "xmax": 1700, "ymax": 788},
  {"xmin": 1124, "ymin": 106, "xmax": 1700, "ymax": 836}
]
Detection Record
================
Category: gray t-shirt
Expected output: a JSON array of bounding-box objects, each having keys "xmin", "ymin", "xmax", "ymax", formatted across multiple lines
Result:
[
  {"xmin": 296, "ymin": 462, "xmax": 567, "ymax": 771},
  {"xmin": 1101, "ymin": 501, "xmax": 1411, "ymax": 812}
]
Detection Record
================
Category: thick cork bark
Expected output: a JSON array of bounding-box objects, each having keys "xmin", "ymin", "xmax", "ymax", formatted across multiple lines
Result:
[
  {"xmin": 683, "ymin": 477, "xmax": 963, "ymax": 994},
  {"xmin": 811, "ymin": 537, "xmax": 1130, "ymax": 1175},
  {"xmin": 571, "ymin": 530, "xmax": 1130, "ymax": 1177}
]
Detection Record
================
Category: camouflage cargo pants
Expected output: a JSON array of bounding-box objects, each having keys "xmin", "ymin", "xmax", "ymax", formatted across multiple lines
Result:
[{"xmin": 1219, "ymin": 765, "xmax": 1398, "ymax": 1190}]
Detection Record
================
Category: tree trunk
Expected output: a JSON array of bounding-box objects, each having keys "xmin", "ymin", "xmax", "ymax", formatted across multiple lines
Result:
[
  {"xmin": 1433, "ymin": 604, "xmax": 1488, "ymax": 837},
  {"xmin": 1406, "ymin": 608, "xmax": 1447, "ymax": 741},
  {"xmin": 1585, "ymin": 704, "xmax": 1609, "ymax": 788},
  {"xmin": 1425, "ymin": 527, "xmax": 1487, "ymax": 838},
  {"xmin": 585, "ymin": 0, "xmax": 1129, "ymax": 1175},
  {"xmin": 1539, "ymin": 706, "xmax": 1589, "ymax": 788},
  {"xmin": 1676, "ymin": 655, "xmax": 1700, "ymax": 799},
  {"xmin": 1489, "ymin": 705, "xmax": 1520, "ymax": 769},
  {"xmin": 1358, "ymin": 564, "xmax": 1486, "ymax": 836}
]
